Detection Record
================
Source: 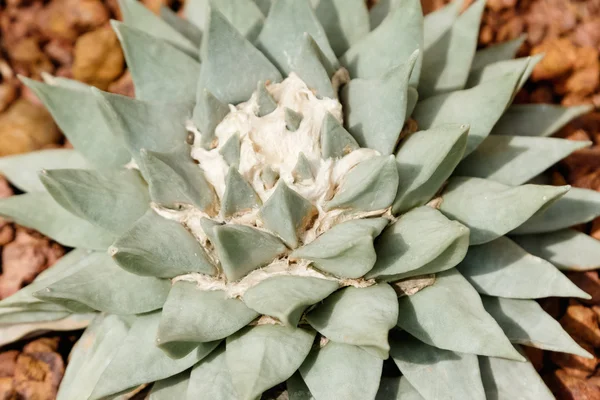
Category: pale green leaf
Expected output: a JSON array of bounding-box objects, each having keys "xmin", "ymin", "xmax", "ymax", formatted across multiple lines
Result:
[
  {"xmin": 413, "ymin": 72, "xmax": 521, "ymax": 156},
  {"xmin": 419, "ymin": 0, "xmax": 485, "ymax": 98},
  {"xmin": 512, "ymin": 229, "xmax": 600, "ymax": 271},
  {"xmin": 376, "ymin": 377, "xmax": 425, "ymax": 400},
  {"xmin": 40, "ymin": 168, "xmax": 149, "ymax": 235},
  {"xmin": 34, "ymin": 251, "xmax": 170, "ymax": 314},
  {"xmin": 396, "ymin": 269, "xmax": 524, "ymax": 360},
  {"xmin": 149, "ymin": 371, "xmax": 190, "ymax": 400},
  {"xmin": 159, "ymin": 6, "xmax": 202, "ymax": 46},
  {"xmin": 57, "ymin": 314, "xmax": 132, "ymax": 400},
  {"xmin": 212, "ymin": 224, "xmax": 286, "ymax": 281},
  {"xmin": 187, "ymin": 345, "xmax": 236, "ymax": 400},
  {"xmin": 226, "ymin": 325, "xmax": 315, "ymax": 400},
  {"xmin": 285, "ymin": 108, "xmax": 304, "ymax": 132},
  {"xmin": 90, "ymin": 311, "xmax": 219, "ymax": 399},
  {"xmin": 306, "ymin": 284, "xmax": 398, "ymax": 359},
  {"xmin": 0, "ymin": 192, "xmax": 116, "ymax": 250},
  {"xmin": 221, "ymin": 167, "xmax": 262, "ymax": 218},
  {"xmin": 390, "ymin": 331, "xmax": 485, "ymax": 400},
  {"xmin": 299, "ymin": 341, "xmax": 383, "ymax": 400},
  {"xmin": 471, "ymin": 35, "xmax": 526, "ymax": 71},
  {"xmin": 111, "ymin": 209, "xmax": 215, "ymax": 278},
  {"xmin": 112, "ymin": 21, "xmax": 200, "ymax": 103},
  {"xmin": 482, "ymin": 296, "xmax": 592, "ymax": 358},
  {"xmin": 256, "ymin": 0, "xmax": 338, "ymax": 74},
  {"xmin": 314, "ymin": 0, "xmax": 369, "ymax": 56},
  {"xmin": 341, "ymin": 56, "xmax": 417, "ymax": 155},
  {"xmin": 289, "ymin": 34, "xmax": 335, "ymax": 98},
  {"xmin": 118, "ymin": 0, "xmax": 197, "ymax": 57},
  {"xmin": 492, "ymin": 104, "xmax": 593, "ymax": 137},
  {"xmin": 479, "ymin": 349, "xmax": 554, "ymax": 400},
  {"xmin": 193, "ymin": 89, "xmax": 230, "ymax": 149},
  {"xmin": 326, "ymin": 156, "xmax": 399, "ymax": 210},
  {"xmin": 439, "ymin": 177, "xmax": 569, "ymax": 245},
  {"xmin": 186, "ymin": 0, "xmax": 264, "ymax": 42},
  {"xmin": 259, "ymin": 181, "xmax": 316, "ymax": 248},
  {"xmin": 219, "ymin": 133, "xmax": 240, "ymax": 167},
  {"xmin": 290, "ymin": 218, "xmax": 388, "ymax": 278},
  {"xmin": 342, "ymin": 0, "xmax": 423, "ymax": 84},
  {"xmin": 199, "ymin": 9, "xmax": 281, "ymax": 105},
  {"xmin": 422, "ymin": 0, "xmax": 461, "ymax": 49},
  {"xmin": 256, "ymin": 81, "xmax": 277, "ymax": 117},
  {"xmin": 0, "ymin": 149, "xmax": 88, "ymax": 192},
  {"xmin": 0, "ymin": 308, "xmax": 70, "ymax": 325},
  {"xmin": 466, "ymin": 55, "xmax": 543, "ymax": 92},
  {"xmin": 369, "ymin": 206, "xmax": 469, "ymax": 281},
  {"xmin": 158, "ymin": 281, "xmax": 258, "ymax": 345},
  {"xmin": 20, "ymin": 77, "xmax": 130, "ymax": 169},
  {"xmin": 459, "ymin": 236, "xmax": 589, "ymax": 299},
  {"xmin": 392, "ymin": 124, "xmax": 468, "ymax": 213},
  {"xmin": 287, "ymin": 372, "xmax": 315, "ymax": 400},
  {"xmin": 243, "ymin": 276, "xmax": 339, "ymax": 327},
  {"xmin": 320, "ymin": 112, "xmax": 359, "ymax": 159},
  {"xmin": 455, "ymin": 135, "xmax": 590, "ymax": 186},
  {"xmin": 512, "ymin": 187, "xmax": 600, "ymax": 234},
  {"xmin": 139, "ymin": 149, "xmax": 218, "ymax": 213}
]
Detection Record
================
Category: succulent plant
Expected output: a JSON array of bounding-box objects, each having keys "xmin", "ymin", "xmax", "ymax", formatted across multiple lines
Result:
[{"xmin": 1, "ymin": 0, "xmax": 600, "ymax": 398}]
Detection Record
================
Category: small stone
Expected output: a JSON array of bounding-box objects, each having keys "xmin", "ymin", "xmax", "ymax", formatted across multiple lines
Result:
[
  {"xmin": 560, "ymin": 301, "xmax": 600, "ymax": 348},
  {"xmin": 567, "ymin": 271, "xmax": 600, "ymax": 305},
  {"xmin": 531, "ymin": 39, "xmax": 577, "ymax": 81},
  {"xmin": 546, "ymin": 369, "xmax": 600, "ymax": 400},
  {"xmin": 551, "ymin": 340, "xmax": 598, "ymax": 378}
]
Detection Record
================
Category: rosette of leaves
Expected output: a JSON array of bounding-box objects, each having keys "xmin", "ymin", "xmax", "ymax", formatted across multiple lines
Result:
[{"xmin": 0, "ymin": 0, "xmax": 599, "ymax": 399}]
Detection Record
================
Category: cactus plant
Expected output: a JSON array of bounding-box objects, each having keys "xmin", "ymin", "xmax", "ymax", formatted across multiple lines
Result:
[{"xmin": 0, "ymin": 0, "xmax": 599, "ymax": 399}]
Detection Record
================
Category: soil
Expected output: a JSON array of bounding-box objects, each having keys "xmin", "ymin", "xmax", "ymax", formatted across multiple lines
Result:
[{"xmin": 0, "ymin": 0, "xmax": 598, "ymax": 398}]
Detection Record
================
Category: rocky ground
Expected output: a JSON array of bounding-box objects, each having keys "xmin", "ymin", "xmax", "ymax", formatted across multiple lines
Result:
[{"xmin": 0, "ymin": 0, "xmax": 599, "ymax": 398}]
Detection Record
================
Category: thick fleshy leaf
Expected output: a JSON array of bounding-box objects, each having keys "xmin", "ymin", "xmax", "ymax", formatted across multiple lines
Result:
[
  {"xmin": 290, "ymin": 218, "xmax": 388, "ymax": 278},
  {"xmin": 226, "ymin": 324, "xmax": 315, "ymax": 400},
  {"xmin": 396, "ymin": 269, "xmax": 524, "ymax": 360},
  {"xmin": 256, "ymin": 81, "xmax": 277, "ymax": 117},
  {"xmin": 0, "ymin": 149, "xmax": 88, "ymax": 192},
  {"xmin": 285, "ymin": 108, "xmax": 304, "ymax": 132},
  {"xmin": 139, "ymin": 149, "xmax": 218, "ymax": 213},
  {"xmin": 0, "ymin": 308, "xmax": 70, "ymax": 325},
  {"xmin": 287, "ymin": 372, "xmax": 315, "ymax": 400},
  {"xmin": 299, "ymin": 341, "xmax": 383, "ymax": 400},
  {"xmin": 422, "ymin": 0, "xmax": 460, "ymax": 49},
  {"xmin": 320, "ymin": 113, "xmax": 359, "ymax": 159},
  {"xmin": 252, "ymin": 0, "xmax": 271, "ymax": 15},
  {"xmin": 20, "ymin": 77, "xmax": 130, "ymax": 169},
  {"xmin": 111, "ymin": 210, "xmax": 215, "ymax": 278},
  {"xmin": 186, "ymin": 0, "xmax": 264, "ymax": 42},
  {"xmin": 259, "ymin": 181, "xmax": 316, "ymax": 248},
  {"xmin": 56, "ymin": 314, "xmax": 132, "ymax": 400},
  {"xmin": 221, "ymin": 167, "xmax": 262, "ymax": 218},
  {"xmin": 0, "ymin": 192, "xmax": 115, "ymax": 250},
  {"xmin": 149, "ymin": 371, "xmax": 190, "ymax": 400},
  {"xmin": 90, "ymin": 312, "xmax": 219, "ymax": 400},
  {"xmin": 314, "ymin": 0, "xmax": 369, "ymax": 56},
  {"xmin": 243, "ymin": 276, "xmax": 339, "ymax": 327},
  {"xmin": 455, "ymin": 135, "xmax": 590, "ymax": 186},
  {"xmin": 492, "ymin": 104, "xmax": 594, "ymax": 137},
  {"xmin": 369, "ymin": 206, "xmax": 469, "ymax": 281},
  {"xmin": 439, "ymin": 177, "xmax": 569, "ymax": 245},
  {"xmin": 160, "ymin": 5, "xmax": 202, "ymax": 44},
  {"xmin": 0, "ymin": 313, "xmax": 93, "ymax": 349},
  {"xmin": 458, "ymin": 236, "xmax": 589, "ymax": 299},
  {"xmin": 390, "ymin": 331, "xmax": 485, "ymax": 400},
  {"xmin": 341, "ymin": 55, "xmax": 417, "ymax": 155},
  {"xmin": 219, "ymin": 133, "xmax": 241, "ymax": 167},
  {"xmin": 95, "ymin": 91, "xmax": 192, "ymax": 157},
  {"xmin": 289, "ymin": 34, "xmax": 335, "ymax": 98},
  {"xmin": 293, "ymin": 153, "xmax": 315, "ymax": 181},
  {"xmin": 479, "ymin": 349, "xmax": 554, "ymax": 400},
  {"xmin": 419, "ymin": 0, "xmax": 486, "ymax": 98},
  {"xmin": 376, "ymin": 377, "xmax": 425, "ymax": 400},
  {"xmin": 212, "ymin": 224, "xmax": 286, "ymax": 281},
  {"xmin": 112, "ymin": 21, "xmax": 200, "ymax": 103},
  {"xmin": 326, "ymin": 156, "xmax": 399, "ymax": 211},
  {"xmin": 471, "ymin": 35, "xmax": 525, "ymax": 70},
  {"xmin": 512, "ymin": 229, "xmax": 600, "ymax": 271},
  {"xmin": 341, "ymin": 0, "xmax": 423, "ymax": 84},
  {"xmin": 39, "ymin": 168, "xmax": 149, "ymax": 235},
  {"xmin": 34, "ymin": 251, "xmax": 169, "ymax": 314},
  {"xmin": 512, "ymin": 187, "xmax": 600, "ymax": 234},
  {"xmin": 482, "ymin": 245, "xmax": 587, "ymax": 303},
  {"xmin": 413, "ymin": 72, "xmax": 522, "ymax": 156},
  {"xmin": 193, "ymin": 89, "xmax": 230, "ymax": 149},
  {"xmin": 392, "ymin": 124, "xmax": 469, "ymax": 213},
  {"xmin": 117, "ymin": 0, "xmax": 197, "ymax": 57},
  {"xmin": 0, "ymin": 249, "xmax": 94, "ymax": 310},
  {"xmin": 199, "ymin": 9, "xmax": 281, "ymax": 105},
  {"xmin": 157, "ymin": 281, "xmax": 258, "ymax": 345},
  {"xmin": 306, "ymin": 283, "xmax": 398, "ymax": 359},
  {"xmin": 187, "ymin": 345, "xmax": 236, "ymax": 400},
  {"xmin": 483, "ymin": 296, "xmax": 592, "ymax": 358},
  {"xmin": 256, "ymin": 0, "xmax": 338, "ymax": 74},
  {"xmin": 467, "ymin": 55, "xmax": 543, "ymax": 92}
]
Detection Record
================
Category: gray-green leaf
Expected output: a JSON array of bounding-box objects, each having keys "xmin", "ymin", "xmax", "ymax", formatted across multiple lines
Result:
[
  {"xmin": 187, "ymin": 345, "xmax": 237, "ymax": 400},
  {"xmin": 314, "ymin": 0, "xmax": 369, "ymax": 56},
  {"xmin": 149, "ymin": 371, "xmax": 190, "ymax": 400}
]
